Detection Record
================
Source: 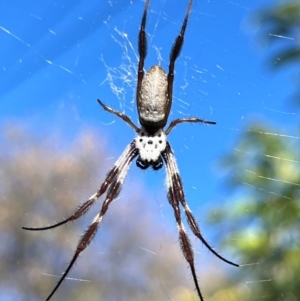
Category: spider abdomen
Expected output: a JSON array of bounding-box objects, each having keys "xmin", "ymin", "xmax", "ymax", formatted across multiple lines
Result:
[{"xmin": 138, "ymin": 65, "xmax": 168, "ymax": 129}]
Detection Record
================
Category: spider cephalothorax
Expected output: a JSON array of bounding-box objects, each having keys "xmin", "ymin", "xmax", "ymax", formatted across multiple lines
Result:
[
  {"xmin": 23, "ymin": 0, "xmax": 239, "ymax": 300},
  {"xmin": 135, "ymin": 128, "xmax": 166, "ymax": 170}
]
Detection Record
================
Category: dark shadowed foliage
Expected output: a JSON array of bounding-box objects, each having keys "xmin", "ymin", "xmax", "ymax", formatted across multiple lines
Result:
[{"xmin": 253, "ymin": 1, "xmax": 300, "ymax": 105}]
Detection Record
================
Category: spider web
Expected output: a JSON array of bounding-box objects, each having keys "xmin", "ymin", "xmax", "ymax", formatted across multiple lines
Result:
[
  {"xmin": 0, "ymin": 0, "xmax": 299, "ymax": 300},
  {"xmin": 98, "ymin": 4, "xmax": 300, "ymax": 301}
]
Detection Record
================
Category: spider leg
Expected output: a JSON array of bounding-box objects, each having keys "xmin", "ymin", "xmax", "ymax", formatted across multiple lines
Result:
[
  {"xmin": 136, "ymin": 0, "xmax": 149, "ymax": 108},
  {"xmin": 45, "ymin": 143, "xmax": 138, "ymax": 301},
  {"xmin": 165, "ymin": 117, "xmax": 216, "ymax": 135},
  {"xmin": 163, "ymin": 147, "xmax": 204, "ymax": 301},
  {"xmin": 97, "ymin": 99, "xmax": 140, "ymax": 132},
  {"xmin": 163, "ymin": 142, "xmax": 239, "ymax": 267},
  {"xmin": 22, "ymin": 141, "xmax": 137, "ymax": 231},
  {"xmin": 165, "ymin": 0, "xmax": 193, "ymax": 121}
]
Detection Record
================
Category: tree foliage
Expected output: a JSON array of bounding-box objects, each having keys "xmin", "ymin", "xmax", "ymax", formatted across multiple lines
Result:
[
  {"xmin": 205, "ymin": 2, "xmax": 300, "ymax": 298},
  {"xmin": 208, "ymin": 121, "xmax": 300, "ymax": 301},
  {"xmin": 0, "ymin": 124, "xmax": 199, "ymax": 301}
]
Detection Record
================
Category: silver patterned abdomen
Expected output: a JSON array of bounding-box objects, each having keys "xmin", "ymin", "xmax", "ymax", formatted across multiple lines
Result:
[{"xmin": 138, "ymin": 65, "xmax": 168, "ymax": 128}]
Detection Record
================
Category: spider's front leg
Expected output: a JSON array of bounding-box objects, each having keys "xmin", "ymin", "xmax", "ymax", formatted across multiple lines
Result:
[
  {"xmin": 22, "ymin": 142, "xmax": 137, "ymax": 231},
  {"xmin": 163, "ymin": 144, "xmax": 204, "ymax": 300},
  {"xmin": 42, "ymin": 142, "xmax": 138, "ymax": 301},
  {"xmin": 163, "ymin": 143, "xmax": 239, "ymax": 266},
  {"xmin": 162, "ymin": 142, "xmax": 239, "ymax": 301}
]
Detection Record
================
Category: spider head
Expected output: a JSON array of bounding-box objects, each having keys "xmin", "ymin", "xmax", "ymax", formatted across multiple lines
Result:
[
  {"xmin": 135, "ymin": 128, "xmax": 166, "ymax": 170},
  {"xmin": 136, "ymin": 156, "xmax": 163, "ymax": 170}
]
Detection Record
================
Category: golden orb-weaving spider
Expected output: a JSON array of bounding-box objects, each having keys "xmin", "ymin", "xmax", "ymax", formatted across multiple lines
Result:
[{"xmin": 23, "ymin": 0, "xmax": 239, "ymax": 300}]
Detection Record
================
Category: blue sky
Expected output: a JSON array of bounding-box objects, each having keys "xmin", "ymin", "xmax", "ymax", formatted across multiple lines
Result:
[{"xmin": 1, "ymin": 0, "xmax": 298, "ymax": 230}]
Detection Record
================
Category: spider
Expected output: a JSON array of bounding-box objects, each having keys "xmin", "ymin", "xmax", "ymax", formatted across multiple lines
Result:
[{"xmin": 23, "ymin": 0, "xmax": 239, "ymax": 300}]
